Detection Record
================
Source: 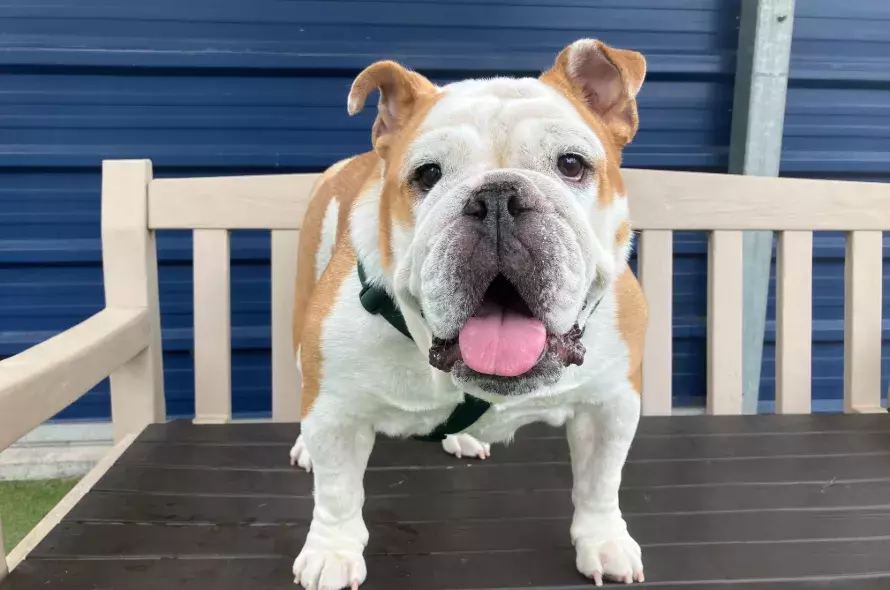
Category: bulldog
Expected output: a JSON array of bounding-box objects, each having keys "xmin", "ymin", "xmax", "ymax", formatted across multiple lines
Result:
[{"xmin": 290, "ymin": 38, "xmax": 648, "ymax": 589}]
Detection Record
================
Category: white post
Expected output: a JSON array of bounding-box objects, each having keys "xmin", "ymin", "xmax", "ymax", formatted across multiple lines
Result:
[{"xmin": 101, "ymin": 160, "xmax": 166, "ymax": 442}]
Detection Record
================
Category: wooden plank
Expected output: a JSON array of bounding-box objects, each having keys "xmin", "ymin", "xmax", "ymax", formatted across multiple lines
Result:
[
  {"xmin": 68, "ymin": 477, "xmax": 890, "ymax": 526},
  {"xmin": 270, "ymin": 230, "xmax": 302, "ymax": 422},
  {"xmin": 3, "ymin": 552, "xmax": 890, "ymax": 590},
  {"xmin": 638, "ymin": 229, "xmax": 673, "ymax": 415},
  {"xmin": 0, "ymin": 309, "xmax": 150, "ymax": 452},
  {"xmin": 192, "ymin": 230, "xmax": 232, "ymax": 424},
  {"xmin": 137, "ymin": 414, "xmax": 890, "ymax": 445},
  {"xmin": 95, "ymin": 451, "xmax": 890, "ymax": 498},
  {"xmin": 5, "ymin": 432, "xmax": 141, "ymax": 571},
  {"xmin": 148, "ymin": 173, "xmax": 321, "ymax": 230},
  {"xmin": 637, "ymin": 413, "xmax": 890, "ymax": 436},
  {"xmin": 146, "ymin": 169, "xmax": 890, "ymax": 232},
  {"xmin": 624, "ymin": 168, "xmax": 890, "ymax": 230},
  {"xmin": 844, "ymin": 230, "xmax": 884, "ymax": 413},
  {"xmin": 116, "ymin": 430, "xmax": 890, "ymax": 470},
  {"xmin": 31, "ymin": 508, "xmax": 890, "ymax": 559},
  {"xmin": 707, "ymin": 230, "xmax": 744, "ymax": 415},
  {"xmin": 101, "ymin": 160, "xmax": 166, "ymax": 442},
  {"xmin": 775, "ymin": 231, "xmax": 813, "ymax": 414}
]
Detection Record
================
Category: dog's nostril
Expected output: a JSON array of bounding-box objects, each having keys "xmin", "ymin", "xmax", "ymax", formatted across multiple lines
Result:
[
  {"xmin": 463, "ymin": 198, "xmax": 487, "ymax": 219},
  {"xmin": 506, "ymin": 194, "xmax": 523, "ymax": 217}
]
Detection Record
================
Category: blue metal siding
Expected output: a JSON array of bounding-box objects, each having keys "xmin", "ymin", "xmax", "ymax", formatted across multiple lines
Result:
[{"xmin": 4, "ymin": 0, "xmax": 740, "ymax": 419}]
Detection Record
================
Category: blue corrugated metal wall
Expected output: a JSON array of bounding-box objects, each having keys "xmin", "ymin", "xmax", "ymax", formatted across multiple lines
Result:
[{"xmin": 1, "ymin": 0, "xmax": 883, "ymax": 420}]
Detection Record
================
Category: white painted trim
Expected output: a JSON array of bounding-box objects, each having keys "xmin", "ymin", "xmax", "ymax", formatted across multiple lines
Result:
[
  {"xmin": 0, "ymin": 445, "xmax": 110, "ymax": 482},
  {"xmin": 10, "ymin": 422, "xmax": 114, "ymax": 446},
  {"xmin": 5, "ymin": 430, "xmax": 142, "ymax": 572}
]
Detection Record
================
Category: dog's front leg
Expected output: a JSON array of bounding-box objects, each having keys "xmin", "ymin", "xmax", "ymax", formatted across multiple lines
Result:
[
  {"xmin": 567, "ymin": 387, "xmax": 643, "ymax": 586},
  {"xmin": 293, "ymin": 411, "xmax": 375, "ymax": 590}
]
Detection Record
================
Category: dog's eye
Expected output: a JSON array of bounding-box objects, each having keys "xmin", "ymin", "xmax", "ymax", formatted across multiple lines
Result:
[
  {"xmin": 414, "ymin": 164, "xmax": 442, "ymax": 191},
  {"xmin": 556, "ymin": 154, "xmax": 586, "ymax": 180}
]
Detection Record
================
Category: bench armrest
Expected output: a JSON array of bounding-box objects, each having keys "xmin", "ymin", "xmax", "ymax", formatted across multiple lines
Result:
[{"xmin": 0, "ymin": 308, "xmax": 151, "ymax": 452}]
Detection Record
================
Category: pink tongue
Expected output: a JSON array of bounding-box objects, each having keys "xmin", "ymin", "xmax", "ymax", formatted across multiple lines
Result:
[{"xmin": 458, "ymin": 302, "xmax": 547, "ymax": 377}]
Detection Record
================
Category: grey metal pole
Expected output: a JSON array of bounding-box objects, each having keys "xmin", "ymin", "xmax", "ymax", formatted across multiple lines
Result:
[{"xmin": 728, "ymin": 0, "xmax": 796, "ymax": 414}]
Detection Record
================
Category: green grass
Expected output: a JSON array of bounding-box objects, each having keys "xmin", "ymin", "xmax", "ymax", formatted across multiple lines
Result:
[{"xmin": 0, "ymin": 479, "xmax": 78, "ymax": 550}]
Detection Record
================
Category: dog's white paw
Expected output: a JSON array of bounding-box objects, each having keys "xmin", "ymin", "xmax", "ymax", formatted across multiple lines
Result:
[
  {"xmin": 290, "ymin": 434, "xmax": 312, "ymax": 472},
  {"xmin": 575, "ymin": 532, "xmax": 644, "ymax": 586},
  {"xmin": 293, "ymin": 546, "xmax": 366, "ymax": 590},
  {"xmin": 442, "ymin": 433, "xmax": 491, "ymax": 460}
]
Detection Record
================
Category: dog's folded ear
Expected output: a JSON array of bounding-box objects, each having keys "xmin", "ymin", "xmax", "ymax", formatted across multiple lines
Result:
[
  {"xmin": 542, "ymin": 39, "xmax": 646, "ymax": 146},
  {"xmin": 348, "ymin": 61, "xmax": 437, "ymax": 155}
]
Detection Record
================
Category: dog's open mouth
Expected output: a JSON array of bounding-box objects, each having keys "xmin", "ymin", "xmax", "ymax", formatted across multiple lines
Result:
[{"xmin": 429, "ymin": 274, "xmax": 585, "ymax": 378}]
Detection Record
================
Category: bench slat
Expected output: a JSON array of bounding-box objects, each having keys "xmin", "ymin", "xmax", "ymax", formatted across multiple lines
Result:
[
  {"xmin": 844, "ymin": 230, "xmax": 884, "ymax": 413},
  {"xmin": 707, "ymin": 231, "xmax": 744, "ymax": 415},
  {"xmin": 775, "ymin": 231, "xmax": 813, "ymax": 414},
  {"xmin": 193, "ymin": 230, "xmax": 232, "ymax": 424},
  {"xmin": 639, "ymin": 230, "xmax": 673, "ymax": 415},
  {"xmin": 147, "ymin": 170, "xmax": 890, "ymax": 231},
  {"xmin": 149, "ymin": 174, "xmax": 320, "ymax": 230},
  {"xmin": 271, "ymin": 230, "xmax": 302, "ymax": 422}
]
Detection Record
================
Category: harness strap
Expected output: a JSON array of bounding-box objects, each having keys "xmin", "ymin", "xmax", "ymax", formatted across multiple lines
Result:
[
  {"xmin": 357, "ymin": 262, "xmax": 412, "ymax": 339},
  {"xmin": 356, "ymin": 261, "xmax": 491, "ymax": 441}
]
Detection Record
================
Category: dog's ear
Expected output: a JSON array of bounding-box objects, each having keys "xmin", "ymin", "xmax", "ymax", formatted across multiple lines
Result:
[
  {"xmin": 348, "ymin": 61, "xmax": 437, "ymax": 155},
  {"xmin": 542, "ymin": 39, "xmax": 646, "ymax": 146}
]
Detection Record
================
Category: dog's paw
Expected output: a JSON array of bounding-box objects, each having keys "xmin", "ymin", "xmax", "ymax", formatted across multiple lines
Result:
[
  {"xmin": 442, "ymin": 433, "xmax": 491, "ymax": 460},
  {"xmin": 293, "ymin": 545, "xmax": 366, "ymax": 590},
  {"xmin": 575, "ymin": 532, "xmax": 644, "ymax": 586},
  {"xmin": 290, "ymin": 434, "xmax": 312, "ymax": 472}
]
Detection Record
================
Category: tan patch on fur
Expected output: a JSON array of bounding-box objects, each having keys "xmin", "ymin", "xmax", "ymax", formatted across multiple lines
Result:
[
  {"xmin": 377, "ymin": 91, "xmax": 444, "ymax": 270},
  {"xmin": 299, "ymin": 242, "xmax": 358, "ymax": 418},
  {"xmin": 540, "ymin": 41, "xmax": 641, "ymax": 208},
  {"xmin": 615, "ymin": 221, "xmax": 630, "ymax": 248},
  {"xmin": 293, "ymin": 153, "xmax": 378, "ymax": 356},
  {"xmin": 615, "ymin": 266, "xmax": 648, "ymax": 395},
  {"xmin": 540, "ymin": 71, "xmax": 624, "ymax": 208}
]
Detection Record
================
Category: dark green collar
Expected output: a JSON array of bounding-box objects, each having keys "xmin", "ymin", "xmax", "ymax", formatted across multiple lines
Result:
[{"xmin": 356, "ymin": 260, "xmax": 491, "ymax": 441}]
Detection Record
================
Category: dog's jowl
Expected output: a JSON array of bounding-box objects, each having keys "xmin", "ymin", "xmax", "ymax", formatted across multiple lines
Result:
[{"xmin": 290, "ymin": 38, "xmax": 649, "ymax": 589}]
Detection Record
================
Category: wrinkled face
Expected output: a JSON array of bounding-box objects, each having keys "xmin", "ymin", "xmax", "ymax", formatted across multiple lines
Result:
[{"xmin": 350, "ymin": 40, "xmax": 646, "ymax": 396}]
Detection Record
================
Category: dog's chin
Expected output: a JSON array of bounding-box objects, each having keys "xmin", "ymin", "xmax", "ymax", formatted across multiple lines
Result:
[
  {"xmin": 427, "ymin": 273, "xmax": 586, "ymax": 397},
  {"xmin": 450, "ymin": 355, "xmax": 563, "ymax": 397}
]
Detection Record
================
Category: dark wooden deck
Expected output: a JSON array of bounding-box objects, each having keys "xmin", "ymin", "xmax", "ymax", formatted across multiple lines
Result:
[{"xmin": 4, "ymin": 414, "xmax": 890, "ymax": 589}]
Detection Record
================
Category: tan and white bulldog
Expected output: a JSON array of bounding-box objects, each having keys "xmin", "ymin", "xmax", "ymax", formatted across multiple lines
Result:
[{"xmin": 290, "ymin": 38, "xmax": 649, "ymax": 589}]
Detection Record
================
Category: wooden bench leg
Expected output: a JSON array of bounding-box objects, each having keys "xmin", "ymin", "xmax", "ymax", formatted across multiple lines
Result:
[{"xmin": 102, "ymin": 160, "xmax": 166, "ymax": 442}]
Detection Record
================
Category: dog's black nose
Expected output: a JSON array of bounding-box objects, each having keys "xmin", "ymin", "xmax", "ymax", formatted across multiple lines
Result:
[{"xmin": 463, "ymin": 181, "xmax": 528, "ymax": 223}]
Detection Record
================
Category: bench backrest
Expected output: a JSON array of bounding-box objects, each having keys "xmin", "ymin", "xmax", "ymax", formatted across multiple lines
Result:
[{"xmin": 104, "ymin": 159, "xmax": 890, "ymax": 421}]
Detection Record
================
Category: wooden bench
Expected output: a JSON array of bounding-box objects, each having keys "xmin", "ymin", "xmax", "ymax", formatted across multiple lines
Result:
[{"xmin": 1, "ymin": 160, "xmax": 889, "ymax": 588}]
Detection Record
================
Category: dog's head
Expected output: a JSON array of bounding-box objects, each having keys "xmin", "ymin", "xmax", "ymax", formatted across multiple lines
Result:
[{"xmin": 348, "ymin": 39, "xmax": 645, "ymax": 396}]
